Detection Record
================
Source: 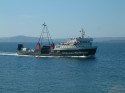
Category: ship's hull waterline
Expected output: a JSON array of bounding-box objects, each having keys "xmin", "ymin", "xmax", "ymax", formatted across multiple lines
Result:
[{"xmin": 17, "ymin": 47, "xmax": 97, "ymax": 57}]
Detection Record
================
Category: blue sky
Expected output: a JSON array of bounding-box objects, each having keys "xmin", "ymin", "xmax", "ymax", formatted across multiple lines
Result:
[{"xmin": 0, "ymin": 0, "xmax": 125, "ymax": 38}]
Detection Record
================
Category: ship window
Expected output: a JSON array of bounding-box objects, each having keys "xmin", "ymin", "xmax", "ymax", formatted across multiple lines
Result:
[{"xmin": 56, "ymin": 46, "xmax": 60, "ymax": 48}]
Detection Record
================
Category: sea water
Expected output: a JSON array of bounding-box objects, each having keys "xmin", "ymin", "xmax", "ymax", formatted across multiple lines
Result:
[{"xmin": 0, "ymin": 42, "xmax": 125, "ymax": 93}]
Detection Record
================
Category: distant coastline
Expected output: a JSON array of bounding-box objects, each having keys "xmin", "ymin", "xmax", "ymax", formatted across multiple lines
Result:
[
  {"xmin": 0, "ymin": 36, "xmax": 125, "ymax": 42},
  {"xmin": 0, "ymin": 35, "xmax": 68, "ymax": 43}
]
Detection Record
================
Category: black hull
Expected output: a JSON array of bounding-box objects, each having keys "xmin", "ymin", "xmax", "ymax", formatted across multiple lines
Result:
[{"xmin": 17, "ymin": 48, "xmax": 97, "ymax": 57}]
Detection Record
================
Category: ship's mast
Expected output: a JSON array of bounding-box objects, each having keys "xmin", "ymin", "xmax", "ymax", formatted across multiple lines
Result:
[
  {"xmin": 38, "ymin": 22, "xmax": 53, "ymax": 46},
  {"xmin": 80, "ymin": 28, "xmax": 85, "ymax": 38}
]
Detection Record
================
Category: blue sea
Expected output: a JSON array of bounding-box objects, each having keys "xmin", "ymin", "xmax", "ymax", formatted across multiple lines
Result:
[{"xmin": 0, "ymin": 42, "xmax": 125, "ymax": 93}]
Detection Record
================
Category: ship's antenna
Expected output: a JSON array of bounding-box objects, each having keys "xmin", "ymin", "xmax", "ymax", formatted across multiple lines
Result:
[{"xmin": 80, "ymin": 28, "xmax": 85, "ymax": 38}]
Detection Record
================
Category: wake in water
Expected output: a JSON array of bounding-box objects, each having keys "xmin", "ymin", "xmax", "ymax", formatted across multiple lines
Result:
[
  {"xmin": 0, "ymin": 51, "xmax": 94, "ymax": 58},
  {"xmin": 0, "ymin": 52, "xmax": 30, "ymax": 57},
  {"xmin": 0, "ymin": 52, "xmax": 18, "ymax": 56}
]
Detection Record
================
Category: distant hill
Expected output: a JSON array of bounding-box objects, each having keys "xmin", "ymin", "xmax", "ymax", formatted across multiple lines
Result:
[
  {"xmin": 0, "ymin": 36, "xmax": 38, "ymax": 42},
  {"xmin": 0, "ymin": 35, "xmax": 68, "ymax": 43},
  {"xmin": 0, "ymin": 36, "xmax": 125, "ymax": 42}
]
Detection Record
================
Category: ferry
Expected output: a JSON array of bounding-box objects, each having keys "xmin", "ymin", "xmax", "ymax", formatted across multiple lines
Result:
[{"xmin": 17, "ymin": 23, "xmax": 97, "ymax": 57}]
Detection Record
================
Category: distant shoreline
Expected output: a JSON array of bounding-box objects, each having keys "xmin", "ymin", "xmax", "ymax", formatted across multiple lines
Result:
[{"xmin": 0, "ymin": 36, "xmax": 125, "ymax": 42}]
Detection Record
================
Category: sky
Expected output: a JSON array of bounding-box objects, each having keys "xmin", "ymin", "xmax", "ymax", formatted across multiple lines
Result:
[{"xmin": 0, "ymin": 0, "xmax": 125, "ymax": 38}]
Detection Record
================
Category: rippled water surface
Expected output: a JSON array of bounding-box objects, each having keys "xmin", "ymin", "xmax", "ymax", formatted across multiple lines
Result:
[{"xmin": 0, "ymin": 42, "xmax": 125, "ymax": 93}]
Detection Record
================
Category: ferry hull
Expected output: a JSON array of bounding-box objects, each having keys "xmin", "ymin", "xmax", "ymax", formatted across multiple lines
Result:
[
  {"xmin": 52, "ymin": 48, "xmax": 97, "ymax": 56},
  {"xmin": 17, "ymin": 48, "xmax": 97, "ymax": 57}
]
